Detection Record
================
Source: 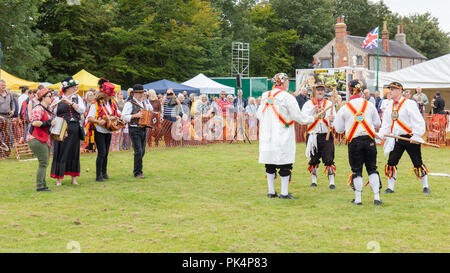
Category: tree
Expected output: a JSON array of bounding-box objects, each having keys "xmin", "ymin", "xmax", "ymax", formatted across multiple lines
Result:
[{"xmin": 0, "ymin": 0, "xmax": 50, "ymax": 82}]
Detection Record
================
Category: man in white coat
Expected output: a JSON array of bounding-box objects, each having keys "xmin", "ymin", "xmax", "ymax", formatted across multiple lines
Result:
[
  {"xmin": 376, "ymin": 82, "xmax": 430, "ymax": 194},
  {"xmin": 257, "ymin": 73, "xmax": 317, "ymax": 199}
]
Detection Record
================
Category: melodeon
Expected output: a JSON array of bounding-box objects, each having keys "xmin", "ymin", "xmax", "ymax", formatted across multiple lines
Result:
[
  {"xmin": 50, "ymin": 117, "xmax": 68, "ymax": 142},
  {"xmin": 103, "ymin": 115, "xmax": 126, "ymax": 132},
  {"xmin": 138, "ymin": 110, "xmax": 160, "ymax": 128}
]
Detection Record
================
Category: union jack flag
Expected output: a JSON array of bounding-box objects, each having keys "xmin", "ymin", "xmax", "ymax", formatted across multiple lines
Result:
[{"xmin": 362, "ymin": 27, "xmax": 379, "ymax": 49}]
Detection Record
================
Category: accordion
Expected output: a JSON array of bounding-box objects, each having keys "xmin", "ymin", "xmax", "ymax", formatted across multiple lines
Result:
[
  {"xmin": 50, "ymin": 117, "xmax": 68, "ymax": 142},
  {"xmin": 138, "ymin": 110, "xmax": 160, "ymax": 128},
  {"xmin": 103, "ymin": 115, "xmax": 125, "ymax": 132}
]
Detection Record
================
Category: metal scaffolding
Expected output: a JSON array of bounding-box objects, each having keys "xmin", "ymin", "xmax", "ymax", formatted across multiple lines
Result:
[{"xmin": 231, "ymin": 42, "xmax": 250, "ymax": 77}]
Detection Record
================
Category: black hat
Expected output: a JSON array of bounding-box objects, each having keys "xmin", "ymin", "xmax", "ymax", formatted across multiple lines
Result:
[
  {"xmin": 132, "ymin": 84, "xmax": 145, "ymax": 93},
  {"xmin": 348, "ymin": 80, "xmax": 362, "ymax": 94},
  {"xmin": 61, "ymin": 76, "xmax": 79, "ymax": 92},
  {"xmin": 388, "ymin": 82, "xmax": 403, "ymax": 90}
]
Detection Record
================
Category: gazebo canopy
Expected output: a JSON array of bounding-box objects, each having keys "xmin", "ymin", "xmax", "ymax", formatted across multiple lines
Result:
[
  {"xmin": 143, "ymin": 79, "xmax": 200, "ymax": 95},
  {"xmin": 0, "ymin": 69, "xmax": 40, "ymax": 91},
  {"xmin": 182, "ymin": 73, "xmax": 235, "ymax": 94}
]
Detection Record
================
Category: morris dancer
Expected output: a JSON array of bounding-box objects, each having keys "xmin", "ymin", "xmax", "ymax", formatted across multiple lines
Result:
[
  {"xmin": 301, "ymin": 83, "xmax": 336, "ymax": 189},
  {"xmin": 377, "ymin": 82, "xmax": 430, "ymax": 194},
  {"xmin": 50, "ymin": 77, "xmax": 86, "ymax": 186},
  {"xmin": 257, "ymin": 73, "xmax": 316, "ymax": 199},
  {"xmin": 87, "ymin": 78, "xmax": 122, "ymax": 182},
  {"xmin": 122, "ymin": 84, "xmax": 153, "ymax": 178},
  {"xmin": 334, "ymin": 80, "xmax": 383, "ymax": 205}
]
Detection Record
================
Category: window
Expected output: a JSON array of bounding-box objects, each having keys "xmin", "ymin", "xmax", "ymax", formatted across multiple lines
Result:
[
  {"xmin": 321, "ymin": 59, "xmax": 330, "ymax": 68},
  {"xmin": 357, "ymin": 55, "xmax": 363, "ymax": 65},
  {"xmin": 397, "ymin": 59, "xmax": 402, "ymax": 70}
]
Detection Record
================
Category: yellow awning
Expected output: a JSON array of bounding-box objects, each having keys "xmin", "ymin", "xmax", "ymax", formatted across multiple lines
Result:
[
  {"xmin": 47, "ymin": 69, "xmax": 121, "ymax": 96},
  {"xmin": 0, "ymin": 69, "xmax": 40, "ymax": 91}
]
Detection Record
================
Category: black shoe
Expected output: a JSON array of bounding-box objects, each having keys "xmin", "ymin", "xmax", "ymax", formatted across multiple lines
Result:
[
  {"xmin": 329, "ymin": 184, "xmax": 336, "ymax": 190},
  {"xmin": 423, "ymin": 187, "xmax": 430, "ymax": 194},
  {"xmin": 102, "ymin": 174, "xmax": 109, "ymax": 180},
  {"xmin": 267, "ymin": 192, "xmax": 278, "ymax": 198},
  {"xmin": 37, "ymin": 187, "xmax": 51, "ymax": 192},
  {"xmin": 384, "ymin": 188, "xmax": 394, "ymax": 194},
  {"xmin": 374, "ymin": 200, "xmax": 384, "ymax": 206},
  {"xmin": 350, "ymin": 199, "xmax": 362, "ymax": 205},
  {"xmin": 279, "ymin": 193, "xmax": 296, "ymax": 200},
  {"xmin": 96, "ymin": 177, "xmax": 104, "ymax": 182},
  {"xmin": 310, "ymin": 183, "xmax": 318, "ymax": 188}
]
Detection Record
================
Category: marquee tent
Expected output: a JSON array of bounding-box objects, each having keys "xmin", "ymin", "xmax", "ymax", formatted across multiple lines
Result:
[
  {"xmin": 182, "ymin": 73, "xmax": 235, "ymax": 94},
  {"xmin": 0, "ymin": 69, "xmax": 40, "ymax": 90},
  {"xmin": 142, "ymin": 79, "xmax": 200, "ymax": 95},
  {"xmin": 379, "ymin": 54, "xmax": 450, "ymax": 89},
  {"xmin": 47, "ymin": 69, "xmax": 121, "ymax": 95}
]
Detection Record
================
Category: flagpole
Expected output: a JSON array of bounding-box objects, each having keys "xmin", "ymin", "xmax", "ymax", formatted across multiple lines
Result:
[{"xmin": 376, "ymin": 27, "xmax": 380, "ymax": 91}]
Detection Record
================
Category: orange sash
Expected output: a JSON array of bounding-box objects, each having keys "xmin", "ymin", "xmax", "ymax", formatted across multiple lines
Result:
[
  {"xmin": 307, "ymin": 99, "xmax": 328, "ymax": 133},
  {"xmin": 346, "ymin": 100, "xmax": 375, "ymax": 142},
  {"xmin": 390, "ymin": 98, "xmax": 413, "ymax": 135},
  {"xmin": 262, "ymin": 89, "xmax": 294, "ymax": 128}
]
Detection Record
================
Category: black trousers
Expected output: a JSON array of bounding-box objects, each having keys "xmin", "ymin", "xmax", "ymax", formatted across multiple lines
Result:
[
  {"xmin": 306, "ymin": 133, "xmax": 335, "ymax": 166},
  {"xmin": 129, "ymin": 126, "xmax": 147, "ymax": 176},
  {"xmin": 387, "ymin": 135, "xmax": 423, "ymax": 168},
  {"xmin": 265, "ymin": 164, "xmax": 293, "ymax": 177},
  {"xmin": 94, "ymin": 130, "xmax": 111, "ymax": 179},
  {"xmin": 348, "ymin": 135, "xmax": 378, "ymax": 177}
]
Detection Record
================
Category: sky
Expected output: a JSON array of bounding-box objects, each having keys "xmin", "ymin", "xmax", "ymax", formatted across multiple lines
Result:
[{"xmin": 375, "ymin": 0, "xmax": 450, "ymax": 33}]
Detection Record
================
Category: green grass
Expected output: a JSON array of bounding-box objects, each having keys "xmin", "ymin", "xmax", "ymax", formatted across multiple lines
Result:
[{"xmin": 0, "ymin": 143, "xmax": 449, "ymax": 253}]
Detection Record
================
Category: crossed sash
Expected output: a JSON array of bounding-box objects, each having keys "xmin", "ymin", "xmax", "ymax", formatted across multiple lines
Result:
[
  {"xmin": 262, "ymin": 89, "xmax": 294, "ymax": 128},
  {"xmin": 307, "ymin": 99, "xmax": 329, "ymax": 133},
  {"xmin": 390, "ymin": 98, "xmax": 413, "ymax": 135},
  {"xmin": 346, "ymin": 100, "xmax": 375, "ymax": 142}
]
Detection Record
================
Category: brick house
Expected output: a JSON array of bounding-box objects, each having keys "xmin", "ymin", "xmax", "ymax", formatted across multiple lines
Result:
[{"xmin": 313, "ymin": 17, "xmax": 428, "ymax": 72}]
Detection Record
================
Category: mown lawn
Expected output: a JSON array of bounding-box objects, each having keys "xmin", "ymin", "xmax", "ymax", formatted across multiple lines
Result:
[{"xmin": 0, "ymin": 143, "xmax": 449, "ymax": 253}]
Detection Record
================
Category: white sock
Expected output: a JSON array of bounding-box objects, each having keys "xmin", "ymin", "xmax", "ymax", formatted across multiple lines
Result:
[
  {"xmin": 369, "ymin": 173, "xmax": 380, "ymax": 201},
  {"xmin": 353, "ymin": 176, "xmax": 363, "ymax": 203},
  {"xmin": 312, "ymin": 174, "xmax": 317, "ymax": 185},
  {"xmin": 328, "ymin": 174, "xmax": 335, "ymax": 185},
  {"xmin": 281, "ymin": 176, "xmax": 290, "ymax": 196},
  {"xmin": 388, "ymin": 177, "xmax": 395, "ymax": 191},
  {"xmin": 421, "ymin": 175, "xmax": 429, "ymax": 188},
  {"xmin": 266, "ymin": 173, "xmax": 275, "ymax": 194}
]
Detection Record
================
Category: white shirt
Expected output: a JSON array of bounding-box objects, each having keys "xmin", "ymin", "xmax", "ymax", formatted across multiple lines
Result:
[
  {"xmin": 301, "ymin": 99, "xmax": 335, "ymax": 134},
  {"xmin": 334, "ymin": 97, "xmax": 381, "ymax": 140},
  {"xmin": 380, "ymin": 99, "xmax": 392, "ymax": 113},
  {"xmin": 87, "ymin": 101, "xmax": 121, "ymax": 134},
  {"xmin": 53, "ymin": 94, "xmax": 86, "ymax": 116},
  {"xmin": 122, "ymin": 97, "xmax": 153, "ymax": 127},
  {"xmin": 257, "ymin": 89, "xmax": 314, "ymax": 165},
  {"xmin": 18, "ymin": 94, "xmax": 28, "ymax": 114},
  {"xmin": 379, "ymin": 96, "xmax": 426, "ymax": 138}
]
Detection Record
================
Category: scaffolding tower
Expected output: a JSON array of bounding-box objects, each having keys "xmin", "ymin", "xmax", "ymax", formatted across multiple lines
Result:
[{"xmin": 231, "ymin": 42, "xmax": 250, "ymax": 77}]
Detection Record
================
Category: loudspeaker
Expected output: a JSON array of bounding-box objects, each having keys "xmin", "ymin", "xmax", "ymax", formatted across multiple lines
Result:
[{"xmin": 236, "ymin": 74, "xmax": 242, "ymax": 89}]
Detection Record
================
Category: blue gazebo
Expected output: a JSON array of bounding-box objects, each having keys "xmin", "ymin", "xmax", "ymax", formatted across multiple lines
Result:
[{"xmin": 143, "ymin": 79, "xmax": 200, "ymax": 95}]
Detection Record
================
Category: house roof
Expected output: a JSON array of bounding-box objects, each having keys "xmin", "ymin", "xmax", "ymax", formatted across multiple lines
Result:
[{"xmin": 346, "ymin": 35, "xmax": 428, "ymax": 60}]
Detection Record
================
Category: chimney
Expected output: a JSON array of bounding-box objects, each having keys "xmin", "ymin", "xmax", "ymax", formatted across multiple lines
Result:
[
  {"xmin": 381, "ymin": 21, "xmax": 390, "ymax": 52},
  {"xmin": 335, "ymin": 17, "xmax": 349, "ymax": 67},
  {"xmin": 395, "ymin": 24, "xmax": 406, "ymax": 44}
]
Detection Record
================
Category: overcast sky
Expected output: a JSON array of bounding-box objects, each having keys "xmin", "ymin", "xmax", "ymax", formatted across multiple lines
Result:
[{"xmin": 374, "ymin": 0, "xmax": 450, "ymax": 33}]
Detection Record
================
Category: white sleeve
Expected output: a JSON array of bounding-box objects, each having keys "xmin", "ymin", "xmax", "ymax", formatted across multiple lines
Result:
[
  {"xmin": 369, "ymin": 103, "xmax": 381, "ymax": 129},
  {"xmin": 122, "ymin": 102, "xmax": 133, "ymax": 123},
  {"xmin": 334, "ymin": 107, "xmax": 346, "ymax": 134},
  {"xmin": 86, "ymin": 103, "xmax": 97, "ymax": 119},
  {"xmin": 407, "ymin": 101, "xmax": 426, "ymax": 137},
  {"xmin": 75, "ymin": 95, "xmax": 86, "ymax": 114},
  {"xmin": 301, "ymin": 101, "xmax": 315, "ymax": 125},
  {"xmin": 286, "ymin": 95, "xmax": 314, "ymax": 125}
]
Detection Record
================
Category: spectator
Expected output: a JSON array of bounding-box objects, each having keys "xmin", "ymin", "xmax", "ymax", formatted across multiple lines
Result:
[
  {"xmin": 413, "ymin": 86, "xmax": 428, "ymax": 114},
  {"xmin": 26, "ymin": 90, "xmax": 39, "ymax": 122},
  {"xmin": 245, "ymin": 97, "xmax": 258, "ymax": 115},
  {"xmin": 84, "ymin": 90, "xmax": 95, "ymax": 109},
  {"xmin": 380, "ymin": 89, "xmax": 392, "ymax": 114},
  {"xmin": 115, "ymin": 90, "xmax": 126, "ymax": 112},
  {"xmin": 148, "ymin": 89, "xmax": 161, "ymax": 113},
  {"xmin": 363, "ymin": 89, "xmax": 376, "ymax": 105},
  {"xmin": 175, "ymin": 94, "xmax": 190, "ymax": 120},
  {"xmin": 226, "ymin": 95, "xmax": 236, "ymax": 115},
  {"xmin": 0, "ymin": 80, "xmax": 16, "ymax": 118},
  {"xmin": 162, "ymin": 88, "xmax": 180, "ymax": 121},
  {"xmin": 374, "ymin": 90, "xmax": 382, "ymax": 114},
  {"xmin": 431, "ymin": 91, "xmax": 447, "ymax": 114},
  {"xmin": 216, "ymin": 90, "xmax": 231, "ymax": 116},
  {"xmin": 295, "ymin": 87, "xmax": 309, "ymax": 110},
  {"xmin": 18, "ymin": 86, "xmax": 30, "ymax": 115},
  {"xmin": 196, "ymin": 94, "xmax": 212, "ymax": 116},
  {"xmin": 256, "ymin": 96, "xmax": 262, "ymax": 110},
  {"xmin": 233, "ymin": 89, "xmax": 248, "ymax": 112},
  {"xmin": 182, "ymin": 90, "xmax": 190, "ymax": 106},
  {"xmin": 190, "ymin": 95, "xmax": 200, "ymax": 117}
]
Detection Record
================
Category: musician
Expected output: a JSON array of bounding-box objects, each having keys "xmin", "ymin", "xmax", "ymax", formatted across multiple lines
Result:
[
  {"xmin": 50, "ymin": 77, "xmax": 86, "ymax": 186},
  {"xmin": 87, "ymin": 78, "xmax": 122, "ymax": 182},
  {"xmin": 257, "ymin": 73, "xmax": 316, "ymax": 199},
  {"xmin": 301, "ymin": 83, "xmax": 336, "ymax": 190},
  {"xmin": 27, "ymin": 88, "xmax": 55, "ymax": 192},
  {"xmin": 377, "ymin": 82, "xmax": 430, "ymax": 194},
  {"xmin": 334, "ymin": 80, "xmax": 383, "ymax": 205},
  {"xmin": 122, "ymin": 84, "xmax": 153, "ymax": 178}
]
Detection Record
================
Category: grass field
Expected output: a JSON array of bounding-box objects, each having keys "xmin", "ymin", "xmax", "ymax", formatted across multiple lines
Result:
[{"xmin": 0, "ymin": 142, "xmax": 449, "ymax": 253}]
